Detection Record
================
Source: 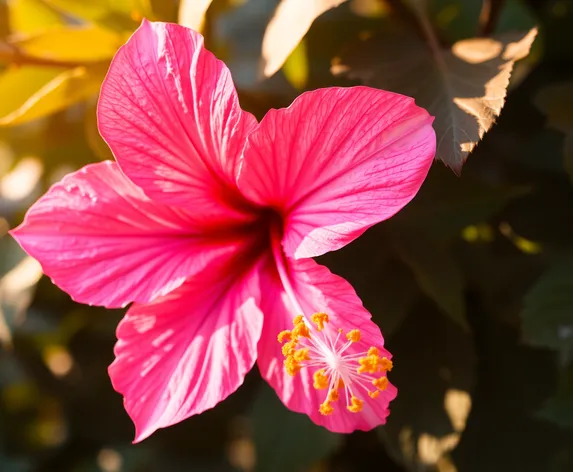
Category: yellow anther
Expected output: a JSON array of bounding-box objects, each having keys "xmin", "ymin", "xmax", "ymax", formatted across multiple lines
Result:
[
  {"xmin": 311, "ymin": 312, "xmax": 329, "ymax": 331},
  {"xmin": 368, "ymin": 390, "xmax": 380, "ymax": 399},
  {"xmin": 338, "ymin": 328, "xmax": 343, "ymax": 334},
  {"xmin": 346, "ymin": 329, "xmax": 361, "ymax": 343},
  {"xmin": 357, "ymin": 352, "xmax": 381, "ymax": 374},
  {"xmin": 367, "ymin": 347, "xmax": 380, "ymax": 357},
  {"xmin": 319, "ymin": 401, "xmax": 334, "ymax": 416},
  {"xmin": 312, "ymin": 369, "xmax": 328, "ymax": 390},
  {"xmin": 337, "ymin": 378, "xmax": 345, "ymax": 389},
  {"xmin": 293, "ymin": 348, "xmax": 310, "ymax": 362},
  {"xmin": 292, "ymin": 321, "xmax": 310, "ymax": 339},
  {"xmin": 313, "ymin": 369, "xmax": 329, "ymax": 390},
  {"xmin": 281, "ymin": 341, "xmax": 296, "ymax": 357},
  {"xmin": 328, "ymin": 389, "xmax": 339, "ymax": 402},
  {"xmin": 277, "ymin": 330, "xmax": 292, "ymax": 343},
  {"xmin": 293, "ymin": 315, "xmax": 304, "ymax": 326},
  {"xmin": 347, "ymin": 396, "xmax": 363, "ymax": 413},
  {"xmin": 284, "ymin": 356, "xmax": 301, "ymax": 376},
  {"xmin": 357, "ymin": 347, "xmax": 390, "ymax": 374},
  {"xmin": 372, "ymin": 376, "xmax": 389, "ymax": 391},
  {"xmin": 380, "ymin": 357, "xmax": 393, "ymax": 372}
]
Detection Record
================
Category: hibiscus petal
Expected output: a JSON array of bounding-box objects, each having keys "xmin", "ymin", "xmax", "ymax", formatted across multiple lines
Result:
[
  {"xmin": 257, "ymin": 257, "xmax": 397, "ymax": 433},
  {"xmin": 238, "ymin": 86, "xmax": 436, "ymax": 258},
  {"xmin": 98, "ymin": 20, "xmax": 257, "ymax": 221},
  {"xmin": 10, "ymin": 161, "xmax": 246, "ymax": 308},
  {"xmin": 109, "ymin": 258, "xmax": 264, "ymax": 442}
]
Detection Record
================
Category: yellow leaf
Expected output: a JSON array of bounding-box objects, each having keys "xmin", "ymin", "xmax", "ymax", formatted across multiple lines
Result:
[
  {"xmin": 261, "ymin": 0, "xmax": 348, "ymax": 78},
  {"xmin": 42, "ymin": 0, "xmax": 152, "ymax": 30},
  {"xmin": 282, "ymin": 39, "xmax": 308, "ymax": 90},
  {"xmin": 11, "ymin": 26, "xmax": 123, "ymax": 62},
  {"xmin": 84, "ymin": 102, "xmax": 113, "ymax": 161},
  {"xmin": 333, "ymin": 25, "xmax": 537, "ymax": 173},
  {"xmin": 0, "ymin": 63, "xmax": 107, "ymax": 126},
  {"xmin": 43, "ymin": 0, "xmax": 110, "ymax": 18},
  {"xmin": 9, "ymin": 0, "xmax": 64, "ymax": 34},
  {"xmin": 178, "ymin": 0, "xmax": 214, "ymax": 32}
]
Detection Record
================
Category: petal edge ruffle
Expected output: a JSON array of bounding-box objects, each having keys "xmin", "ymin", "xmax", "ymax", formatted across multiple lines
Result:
[
  {"xmin": 98, "ymin": 20, "xmax": 257, "ymax": 222},
  {"xmin": 238, "ymin": 86, "xmax": 436, "ymax": 258},
  {"xmin": 109, "ymin": 257, "xmax": 265, "ymax": 441},
  {"xmin": 10, "ymin": 161, "xmax": 246, "ymax": 308}
]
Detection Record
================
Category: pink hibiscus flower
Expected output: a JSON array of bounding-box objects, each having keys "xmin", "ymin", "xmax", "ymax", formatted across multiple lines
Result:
[{"xmin": 10, "ymin": 20, "xmax": 436, "ymax": 442}]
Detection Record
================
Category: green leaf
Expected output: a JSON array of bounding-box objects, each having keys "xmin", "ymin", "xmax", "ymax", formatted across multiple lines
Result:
[
  {"xmin": 534, "ymin": 81, "xmax": 573, "ymax": 183},
  {"xmin": 522, "ymin": 259, "xmax": 573, "ymax": 352},
  {"xmin": 250, "ymin": 383, "xmax": 341, "ymax": 472},
  {"xmin": 392, "ymin": 166, "xmax": 529, "ymax": 238},
  {"xmin": 535, "ymin": 80, "xmax": 573, "ymax": 133},
  {"xmin": 318, "ymin": 226, "xmax": 419, "ymax": 338},
  {"xmin": 0, "ymin": 455, "xmax": 32, "ymax": 472},
  {"xmin": 0, "ymin": 63, "xmax": 107, "ymax": 126},
  {"xmin": 8, "ymin": 0, "xmax": 64, "ymax": 34},
  {"xmin": 377, "ymin": 304, "xmax": 475, "ymax": 468},
  {"xmin": 333, "ymin": 18, "xmax": 537, "ymax": 172},
  {"xmin": 429, "ymin": 0, "xmax": 481, "ymax": 41},
  {"xmin": 428, "ymin": 0, "xmax": 537, "ymax": 43},
  {"xmin": 11, "ymin": 26, "xmax": 122, "ymax": 63},
  {"xmin": 369, "ymin": 258, "xmax": 420, "ymax": 337},
  {"xmin": 565, "ymin": 134, "xmax": 573, "ymax": 183},
  {"xmin": 538, "ymin": 363, "xmax": 573, "ymax": 430},
  {"xmin": 496, "ymin": 0, "xmax": 538, "ymax": 34},
  {"xmin": 0, "ymin": 236, "xmax": 42, "ymax": 348},
  {"xmin": 395, "ymin": 232, "xmax": 468, "ymax": 329}
]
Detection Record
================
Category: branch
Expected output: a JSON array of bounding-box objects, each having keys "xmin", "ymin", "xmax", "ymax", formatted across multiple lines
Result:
[{"xmin": 478, "ymin": 0, "xmax": 506, "ymax": 36}]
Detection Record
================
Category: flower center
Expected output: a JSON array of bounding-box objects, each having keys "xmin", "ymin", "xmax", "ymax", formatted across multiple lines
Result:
[{"xmin": 277, "ymin": 313, "xmax": 392, "ymax": 416}]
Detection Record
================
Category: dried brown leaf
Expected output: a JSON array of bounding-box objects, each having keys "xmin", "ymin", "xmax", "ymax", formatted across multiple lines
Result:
[
  {"xmin": 178, "ymin": 0, "xmax": 213, "ymax": 32},
  {"xmin": 333, "ymin": 26, "xmax": 537, "ymax": 173},
  {"xmin": 261, "ymin": 0, "xmax": 348, "ymax": 78}
]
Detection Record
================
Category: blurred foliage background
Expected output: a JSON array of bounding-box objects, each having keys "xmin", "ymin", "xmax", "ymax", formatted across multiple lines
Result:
[{"xmin": 1, "ymin": 0, "xmax": 573, "ymax": 470}]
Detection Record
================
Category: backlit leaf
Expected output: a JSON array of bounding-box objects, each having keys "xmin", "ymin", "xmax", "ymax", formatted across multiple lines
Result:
[
  {"xmin": 178, "ymin": 0, "xmax": 213, "ymax": 32},
  {"xmin": 250, "ymin": 383, "xmax": 341, "ymax": 472},
  {"xmin": 0, "ymin": 64, "xmax": 107, "ymax": 126},
  {"xmin": 261, "ymin": 0, "xmax": 348, "ymax": 78},
  {"xmin": 10, "ymin": 26, "xmax": 122, "ymax": 62},
  {"xmin": 333, "ymin": 22, "xmax": 537, "ymax": 173}
]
